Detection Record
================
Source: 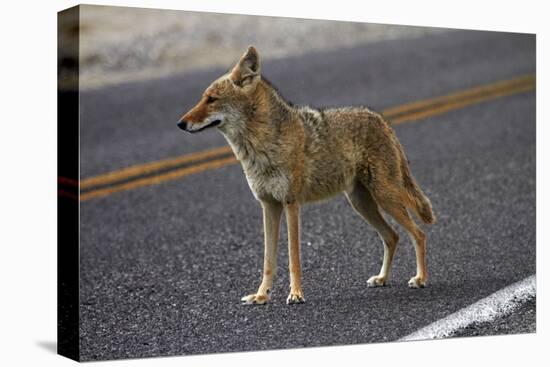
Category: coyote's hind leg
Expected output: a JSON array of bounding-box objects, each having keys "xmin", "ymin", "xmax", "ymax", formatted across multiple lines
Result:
[
  {"xmin": 345, "ymin": 182, "xmax": 399, "ymax": 287},
  {"xmin": 376, "ymin": 200, "xmax": 427, "ymax": 288}
]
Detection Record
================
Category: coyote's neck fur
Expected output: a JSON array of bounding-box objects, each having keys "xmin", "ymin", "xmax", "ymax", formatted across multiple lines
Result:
[
  {"xmin": 219, "ymin": 79, "xmax": 307, "ymax": 203},
  {"xmin": 220, "ymin": 79, "xmax": 294, "ymax": 159}
]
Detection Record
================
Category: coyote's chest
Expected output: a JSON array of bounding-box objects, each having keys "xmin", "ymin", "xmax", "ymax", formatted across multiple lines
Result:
[
  {"xmin": 223, "ymin": 133, "xmax": 293, "ymax": 203},
  {"xmin": 241, "ymin": 158, "xmax": 290, "ymax": 203}
]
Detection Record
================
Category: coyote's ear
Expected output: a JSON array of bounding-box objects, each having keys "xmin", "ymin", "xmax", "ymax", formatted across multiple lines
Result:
[{"xmin": 230, "ymin": 46, "xmax": 260, "ymax": 87}]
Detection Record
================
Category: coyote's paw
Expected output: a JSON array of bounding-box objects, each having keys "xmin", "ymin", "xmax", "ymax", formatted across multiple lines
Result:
[
  {"xmin": 241, "ymin": 293, "xmax": 270, "ymax": 305},
  {"xmin": 408, "ymin": 276, "xmax": 427, "ymax": 289},
  {"xmin": 286, "ymin": 291, "xmax": 305, "ymax": 305},
  {"xmin": 367, "ymin": 275, "xmax": 387, "ymax": 287}
]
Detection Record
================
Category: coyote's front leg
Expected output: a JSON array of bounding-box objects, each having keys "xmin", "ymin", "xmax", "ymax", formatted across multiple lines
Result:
[
  {"xmin": 241, "ymin": 200, "xmax": 282, "ymax": 305},
  {"xmin": 285, "ymin": 202, "xmax": 305, "ymax": 304}
]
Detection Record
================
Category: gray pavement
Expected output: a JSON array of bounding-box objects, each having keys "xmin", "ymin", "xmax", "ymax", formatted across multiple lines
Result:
[{"xmin": 78, "ymin": 30, "xmax": 536, "ymax": 361}]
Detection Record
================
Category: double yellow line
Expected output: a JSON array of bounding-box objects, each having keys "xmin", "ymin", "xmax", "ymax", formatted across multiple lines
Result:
[{"xmin": 80, "ymin": 74, "xmax": 535, "ymax": 201}]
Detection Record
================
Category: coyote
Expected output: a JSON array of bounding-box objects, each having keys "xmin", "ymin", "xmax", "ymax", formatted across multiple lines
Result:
[{"xmin": 177, "ymin": 46, "xmax": 435, "ymax": 305}]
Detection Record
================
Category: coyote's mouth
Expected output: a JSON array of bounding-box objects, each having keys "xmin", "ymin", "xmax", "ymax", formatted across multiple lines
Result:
[{"xmin": 190, "ymin": 119, "xmax": 222, "ymax": 133}]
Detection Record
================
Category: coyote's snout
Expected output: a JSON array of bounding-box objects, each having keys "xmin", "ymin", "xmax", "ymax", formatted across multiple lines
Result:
[{"xmin": 177, "ymin": 46, "xmax": 435, "ymax": 305}]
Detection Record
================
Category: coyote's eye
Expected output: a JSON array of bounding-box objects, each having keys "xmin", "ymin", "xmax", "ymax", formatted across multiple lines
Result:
[{"xmin": 206, "ymin": 96, "xmax": 218, "ymax": 104}]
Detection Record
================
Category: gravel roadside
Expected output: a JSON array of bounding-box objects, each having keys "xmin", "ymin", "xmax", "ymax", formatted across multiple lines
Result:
[{"xmin": 63, "ymin": 4, "xmax": 449, "ymax": 89}]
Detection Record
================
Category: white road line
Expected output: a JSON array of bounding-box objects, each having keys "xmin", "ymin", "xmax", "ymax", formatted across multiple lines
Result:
[{"xmin": 400, "ymin": 275, "xmax": 536, "ymax": 341}]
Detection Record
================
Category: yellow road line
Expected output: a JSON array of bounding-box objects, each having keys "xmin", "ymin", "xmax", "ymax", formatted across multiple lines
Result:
[
  {"xmin": 80, "ymin": 74, "xmax": 535, "ymax": 201},
  {"xmin": 80, "ymin": 156, "xmax": 238, "ymax": 201},
  {"xmin": 80, "ymin": 145, "xmax": 232, "ymax": 189},
  {"xmin": 382, "ymin": 74, "xmax": 535, "ymax": 118},
  {"xmin": 390, "ymin": 79, "xmax": 535, "ymax": 124}
]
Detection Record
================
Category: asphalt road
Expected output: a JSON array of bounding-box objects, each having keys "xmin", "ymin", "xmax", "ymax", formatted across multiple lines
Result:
[{"xmin": 78, "ymin": 30, "xmax": 536, "ymax": 361}]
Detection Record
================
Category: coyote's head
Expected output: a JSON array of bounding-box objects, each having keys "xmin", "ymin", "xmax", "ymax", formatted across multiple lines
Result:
[{"xmin": 177, "ymin": 46, "xmax": 261, "ymax": 134}]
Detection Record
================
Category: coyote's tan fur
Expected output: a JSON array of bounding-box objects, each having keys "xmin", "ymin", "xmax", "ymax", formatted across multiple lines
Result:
[{"xmin": 178, "ymin": 46, "xmax": 435, "ymax": 305}]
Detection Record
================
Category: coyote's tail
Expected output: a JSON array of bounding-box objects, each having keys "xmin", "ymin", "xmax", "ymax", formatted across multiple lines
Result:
[
  {"xmin": 408, "ymin": 185, "xmax": 436, "ymax": 224},
  {"xmin": 399, "ymin": 150, "xmax": 436, "ymax": 225}
]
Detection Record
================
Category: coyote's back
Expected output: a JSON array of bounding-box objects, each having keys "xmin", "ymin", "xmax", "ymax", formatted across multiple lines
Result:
[{"xmin": 296, "ymin": 105, "xmax": 435, "ymax": 224}]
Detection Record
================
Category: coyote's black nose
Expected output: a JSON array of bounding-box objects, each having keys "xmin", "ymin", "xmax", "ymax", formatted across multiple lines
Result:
[{"xmin": 177, "ymin": 119, "xmax": 188, "ymax": 131}]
